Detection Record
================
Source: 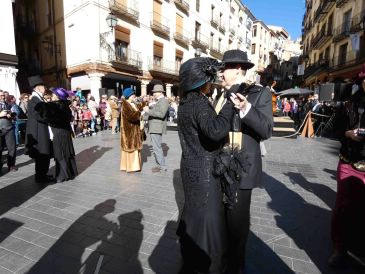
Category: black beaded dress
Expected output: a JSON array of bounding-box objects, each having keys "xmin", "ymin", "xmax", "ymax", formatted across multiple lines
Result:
[{"xmin": 177, "ymin": 91, "xmax": 233, "ymax": 273}]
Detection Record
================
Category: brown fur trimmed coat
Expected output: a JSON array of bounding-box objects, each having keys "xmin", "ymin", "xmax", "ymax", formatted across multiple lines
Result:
[{"xmin": 120, "ymin": 99, "xmax": 145, "ymax": 152}]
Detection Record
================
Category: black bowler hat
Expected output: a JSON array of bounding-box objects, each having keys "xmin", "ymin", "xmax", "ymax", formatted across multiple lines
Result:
[
  {"xmin": 28, "ymin": 75, "xmax": 44, "ymax": 88},
  {"xmin": 222, "ymin": 49, "xmax": 254, "ymax": 70}
]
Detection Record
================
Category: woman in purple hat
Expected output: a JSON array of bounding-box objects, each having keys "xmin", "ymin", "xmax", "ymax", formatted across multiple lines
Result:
[{"xmin": 35, "ymin": 87, "xmax": 78, "ymax": 183}]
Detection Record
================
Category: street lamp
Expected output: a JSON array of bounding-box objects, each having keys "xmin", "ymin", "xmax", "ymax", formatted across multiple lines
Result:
[
  {"xmin": 195, "ymin": 48, "xmax": 202, "ymax": 57},
  {"xmin": 106, "ymin": 13, "xmax": 117, "ymax": 30}
]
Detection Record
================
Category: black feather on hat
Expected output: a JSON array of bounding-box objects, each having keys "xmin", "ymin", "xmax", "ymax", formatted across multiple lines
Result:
[{"xmin": 179, "ymin": 57, "xmax": 223, "ymax": 92}]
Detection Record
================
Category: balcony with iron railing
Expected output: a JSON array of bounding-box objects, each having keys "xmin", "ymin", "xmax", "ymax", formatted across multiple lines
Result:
[
  {"xmin": 109, "ymin": 48, "xmax": 143, "ymax": 71},
  {"xmin": 174, "ymin": 0, "xmax": 189, "ymax": 14},
  {"xmin": 329, "ymin": 49, "xmax": 365, "ymax": 70},
  {"xmin": 151, "ymin": 12, "xmax": 170, "ymax": 38},
  {"xmin": 148, "ymin": 58, "xmax": 179, "ymax": 76},
  {"xmin": 246, "ymin": 37, "xmax": 251, "ymax": 47},
  {"xmin": 209, "ymin": 41, "xmax": 225, "ymax": 59},
  {"xmin": 210, "ymin": 16, "xmax": 219, "ymax": 29},
  {"xmin": 336, "ymin": 0, "xmax": 350, "ymax": 8},
  {"xmin": 332, "ymin": 22, "xmax": 350, "ymax": 42},
  {"xmin": 350, "ymin": 11, "xmax": 365, "ymax": 33},
  {"xmin": 304, "ymin": 58, "xmax": 329, "ymax": 78},
  {"xmin": 314, "ymin": 0, "xmax": 336, "ymax": 23},
  {"xmin": 311, "ymin": 27, "xmax": 332, "ymax": 49},
  {"xmin": 174, "ymin": 29, "xmax": 190, "ymax": 47},
  {"xmin": 192, "ymin": 32, "xmax": 209, "ymax": 50},
  {"xmin": 219, "ymin": 23, "xmax": 226, "ymax": 34},
  {"xmin": 246, "ymin": 20, "xmax": 252, "ymax": 30},
  {"xmin": 109, "ymin": 0, "xmax": 139, "ymax": 23},
  {"xmin": 229, "ymin": 28, "xmax": 236, "ymax": 39}
]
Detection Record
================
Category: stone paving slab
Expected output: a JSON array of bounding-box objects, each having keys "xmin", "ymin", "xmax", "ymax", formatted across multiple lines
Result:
[{"xmin": 0, "ymin": 131, "xmax": 363, "ymax": 273}]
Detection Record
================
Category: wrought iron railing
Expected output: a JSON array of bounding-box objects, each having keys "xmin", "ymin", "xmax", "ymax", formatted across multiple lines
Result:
[
  {"xmin": 174, "ymin": 0, "xmax": 189, "ymax": 13},
  {"xmin": 111, "ymin": 48, "xmax": 142, "ymax": 68},
  {"xmin": 332, "ymin": 22, "xmax": 351, "ymax": 42},
  {"xmin": 336, "ymin": 0, "xmax": 350, "ymax": 8},
  {"xmin": 192, "ymin": 32, "xmax": 209, "ymax": 49},
  {"xmin": 109, "ymin": 0, "xmax": 139, "ymax": 22},
  {"xmin": 174, "ymin": 30, "xmax": 190, "ymax": 45},
  {"xmin": 311, "ymin": 27, "xmax": 332, "ymax": 49},
  {"xmin": 148, "ymin": 58, "xmax": 179, "ymax": 75},
  {"xmin": 151, "ymin": 12, "xmax": 170, "ymax": 36}
]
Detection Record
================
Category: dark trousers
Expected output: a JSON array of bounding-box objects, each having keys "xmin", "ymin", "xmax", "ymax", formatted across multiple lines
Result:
[
  {"xmin": 225, "ymin": 189, "xmax": 252, "ymax": 274},
  {"xmin": 0, "ymin": 127, "xmax": 16, "ymax": 168},
  {"xmin": 35, "ymin": 155, "xmax": 51, "ymax": 179}
]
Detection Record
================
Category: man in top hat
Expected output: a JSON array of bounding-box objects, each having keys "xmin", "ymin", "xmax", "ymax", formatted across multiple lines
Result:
[
  {"xmin": 0, "ymin": 89, "xmax": 17, "ymax": 173},
  {"xmin": 215, "ymin": 49, "xmax": 273, "ymax": 273},
  {"xmin": 25, "ymin": 75, "xmax": 53, "ymax": 183},
  {"xmin": 143, "ymin": 84, "xmax": 169, "ymax": 173}
]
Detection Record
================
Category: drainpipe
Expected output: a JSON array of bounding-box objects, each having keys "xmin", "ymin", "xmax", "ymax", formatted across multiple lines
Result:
[{"xmin": 51, "ymin": 0, "xmax": 59, "ymax": 86}]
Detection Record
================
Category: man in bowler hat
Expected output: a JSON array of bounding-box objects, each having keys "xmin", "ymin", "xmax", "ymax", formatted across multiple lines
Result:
[
  {"xmin": 215, "ymin": 49, "xmax": 273, "ymax": 273},
  {"xmin": 25, "ymin": 76, "xmax": 53, "ymax": 183},
  {"xmin": 143, "ymin": 84, "xmax": 169, "ymax": 173}
]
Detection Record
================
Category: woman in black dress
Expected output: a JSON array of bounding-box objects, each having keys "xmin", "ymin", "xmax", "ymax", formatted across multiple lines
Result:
[
  {"xmin": 177, "ymin": 57, "xmax": 234, "ymax": 273},
  {"xmin": 36, "ymin": 87, "xmax": 78, "ymax": 182}
]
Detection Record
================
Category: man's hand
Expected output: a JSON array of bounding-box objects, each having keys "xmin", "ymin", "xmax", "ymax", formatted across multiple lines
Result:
[
  {"xmin": 345, "ymin": 129, "xmax": 365, "ymax": 142},
  {"xmin": 230, "ymin": 93, "xmax": 248, "ymax": 112}
]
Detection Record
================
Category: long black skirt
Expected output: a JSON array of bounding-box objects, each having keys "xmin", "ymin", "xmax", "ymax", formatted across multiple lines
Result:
[{"xmin": 177, "ymin": 159, "xmax": 226, "ymax": 274}]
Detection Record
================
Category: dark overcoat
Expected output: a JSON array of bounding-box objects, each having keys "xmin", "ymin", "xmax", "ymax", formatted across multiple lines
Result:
[
  {"xmin": 214, "ymin": 83, "xmax": 273, "ymax": 189},
  {"xmin": 177, "ymin": 91, "xmax": 233, "ymax": 273},
  {"xmin": 25, "ymin": 95, "xmax": 52, "ymax": 158}
]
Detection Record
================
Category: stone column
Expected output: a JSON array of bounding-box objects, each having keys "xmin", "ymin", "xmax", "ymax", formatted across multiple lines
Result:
[
  {"xmin": 166, "ymin": 83, "xmax": 173, "ymax": 98},
  {"xmin": 141, "ymin": 80, "xmax": 150, "ymax": 97},
  {"xmin": 88, "ymin": 72, "xmax": 105, "ymax": 102}
]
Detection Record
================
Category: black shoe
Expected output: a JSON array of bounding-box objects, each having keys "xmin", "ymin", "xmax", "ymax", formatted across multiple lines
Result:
[{"xmin": 8, "ymin": 166, "xmax": 18, "ymax": 172}]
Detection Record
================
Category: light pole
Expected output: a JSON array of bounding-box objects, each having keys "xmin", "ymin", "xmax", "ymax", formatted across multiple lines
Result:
[{"xmin": 195, "ymin": 48, "xmax": 202, "ymax": 57}]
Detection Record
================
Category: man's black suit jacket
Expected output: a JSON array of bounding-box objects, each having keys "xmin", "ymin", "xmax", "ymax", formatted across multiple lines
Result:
[{"xmin": 213, "ymin": 83, "xmax": 273, "ymax": 189}]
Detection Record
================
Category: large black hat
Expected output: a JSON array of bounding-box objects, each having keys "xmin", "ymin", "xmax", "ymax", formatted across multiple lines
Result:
[
  {"xmin": 179, "ymin": 57, "xmax": 223, "ymax": 92},
  {"xmin": 28, "ymin": 75, "xmax": 44, "ymax": 87},
  {"xmin": 222, "ymin": 49, "xmax": 254, "ymax": 70}
]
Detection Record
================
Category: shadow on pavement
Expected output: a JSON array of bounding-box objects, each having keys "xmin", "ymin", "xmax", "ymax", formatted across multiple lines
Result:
[
  {"xmin": 75, "ymin": 145, "xmax": 112, "ymax": 175},
  {"xmin": 265, "ymin": 172, "xmax": 362, "ymax": 274},
  {"xmin": 0, "ymin": 218, "xmax": 23, "ymax": 243},
  {"xmin": 141, "ymin": 144, "xmax": 152, "ymax": 164},
  {"xmin": 162, "ymin": 143, "xmax": 170, "ymax": 157},
  {"xmin": 323, "ymin": 168, "xmax": 337, "ymax": 180},
  {"xmin": 27, "ymin": 200, "xmax": 144, "ymax": 274},
  {"xmin": 0, "ymin": 175, "xmax": 49, "ymax": 216}
]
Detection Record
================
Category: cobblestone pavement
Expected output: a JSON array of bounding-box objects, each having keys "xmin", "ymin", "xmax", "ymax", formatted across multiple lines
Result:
[{"xmin": 0, "ymin": 131, "xmax": 363, "ymax": 273}]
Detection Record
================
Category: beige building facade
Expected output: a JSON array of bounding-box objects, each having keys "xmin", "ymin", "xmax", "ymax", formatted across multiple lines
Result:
[{"xmin": 302, "ymin": 0, "xmax": 365, "ymax": 87}]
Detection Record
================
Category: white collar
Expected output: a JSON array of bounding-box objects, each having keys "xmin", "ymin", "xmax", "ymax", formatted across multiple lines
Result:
[{"xmin": 32, "ymin": 90, "xmax": 45, "ymax": 102}]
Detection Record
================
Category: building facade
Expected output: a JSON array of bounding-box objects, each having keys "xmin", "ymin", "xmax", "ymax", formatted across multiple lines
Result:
[
  {"xmin": 302, "ymin": 0, "xmax": 365, "ymax": 88},
  {"xmin": 12, "ymin": 0, "xmax": 256, "ymax": 101},
  {"xmin": 0, "ymin": 0, "xmax": 19, "ymax": 98}
]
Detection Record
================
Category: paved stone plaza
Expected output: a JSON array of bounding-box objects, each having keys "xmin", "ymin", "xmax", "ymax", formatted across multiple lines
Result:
[{"xmin": 0, "ymin": 130, "xmax": 363, "ymax": 274}]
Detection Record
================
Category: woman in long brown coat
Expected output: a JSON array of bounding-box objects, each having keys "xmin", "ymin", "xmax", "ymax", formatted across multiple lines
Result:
[{"xmin": 120, "ymin": 88, "xmax": 145, "ymax": 172}]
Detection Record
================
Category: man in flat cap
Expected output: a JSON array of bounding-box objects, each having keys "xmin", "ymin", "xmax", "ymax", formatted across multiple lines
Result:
[
  {"xmin": 143, "ymin": 84, "xmax": 169, "ymax": 173},
  {"xmin": 25, "ymin": 76, "xmax": 53, "ymax": 183}
]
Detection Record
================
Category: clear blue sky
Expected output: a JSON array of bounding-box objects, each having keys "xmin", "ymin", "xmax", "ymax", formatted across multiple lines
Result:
[{"xmin": 242, "ymin": 0, "xmax": 305, "ymax": 40}]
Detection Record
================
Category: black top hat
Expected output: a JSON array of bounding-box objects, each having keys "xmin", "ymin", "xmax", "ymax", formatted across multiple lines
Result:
[
  {"xmin": 222, "ymin": 49, "xmax": 254, "ymax": 70},
  {"xmin": 28, "ymin": 75, "xmax": 44, "ymax": 88}
]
